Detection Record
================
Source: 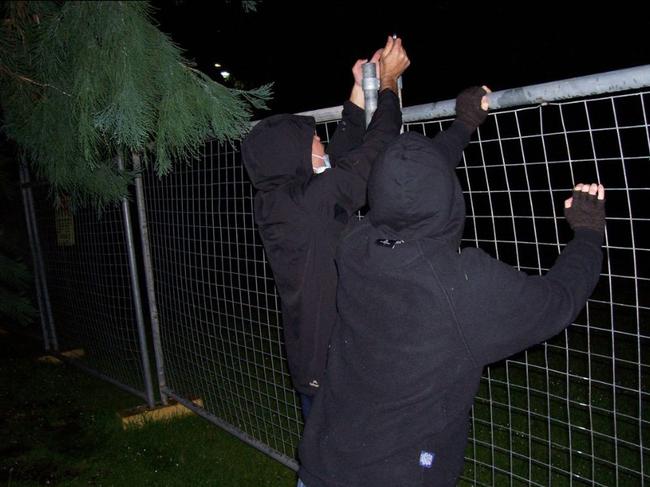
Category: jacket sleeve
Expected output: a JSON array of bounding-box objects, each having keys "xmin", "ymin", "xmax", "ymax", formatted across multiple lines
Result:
[
  {"xmin": 325, "ymin": 101, "xmax": 366, "ymax": 164},
  {"xmin": 430, "ymin": 120, "xmax": 473, "ymax": 168},
  {"xmin": 302, "ymin": 90, "xmax": 402, "ymax": 213},
  {"xmin": 457, "ymin": 229, "xmax": 603, "ymax": 366}
]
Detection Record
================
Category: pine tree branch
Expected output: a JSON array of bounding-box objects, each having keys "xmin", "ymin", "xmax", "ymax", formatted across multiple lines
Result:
[
  {"xmin": 1, "ymin": 0, "xmax": 272, "ymax": 209},
  {"xmin": 0, "ymin": 63, "xmax": 72, "ymax": 97}
]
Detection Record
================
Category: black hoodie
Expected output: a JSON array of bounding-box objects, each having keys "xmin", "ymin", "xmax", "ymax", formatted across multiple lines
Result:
[
  {"xmin": 242, "ymin": 91, "xmax": 402, "ymax": 396},
  {"xmin": 299, "ymin": 125, "xmax": 603, "ymax": 486}
]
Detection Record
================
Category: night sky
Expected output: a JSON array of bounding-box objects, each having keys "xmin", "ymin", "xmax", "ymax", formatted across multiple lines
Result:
[{"xmin": 153, "ymin": 1, "xmax": 648, "ymax": 116}]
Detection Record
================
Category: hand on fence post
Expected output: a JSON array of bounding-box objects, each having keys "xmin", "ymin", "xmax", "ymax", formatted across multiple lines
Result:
[
  {"xmin": 379, "ymin": 36, "xmax": 410, "ymax": 94},
  {"xmin": 351, "ymin": 48, "xmax": 382, "ymax": 109}
]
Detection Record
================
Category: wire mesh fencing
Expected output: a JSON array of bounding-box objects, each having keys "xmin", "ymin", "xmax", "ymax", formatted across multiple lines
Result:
[
  {"xmin": 142, "ymin": 141, "xmax": 303, "ymax": 464},
  {"xmin": 141, "ymin": 87, "xmax": 648, "ymax": 483},
  {"xmin": 24, "ymin": 69, "xmax": 649, "ymax": 485},
  {"xmin": 29, "ymin": 187, "xmax": 154, "ymax": 403}
]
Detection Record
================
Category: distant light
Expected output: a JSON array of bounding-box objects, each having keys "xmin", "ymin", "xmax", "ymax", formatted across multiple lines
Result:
[
  {"xmin": 220, "ymin": 70, "xmax": 230, "ymax": 80},
  {"xmin": 214, "ymin": 63, "xmax": 221, "ymax": 68}
]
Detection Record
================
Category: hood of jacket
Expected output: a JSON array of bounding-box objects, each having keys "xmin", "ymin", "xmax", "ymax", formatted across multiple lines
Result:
[
  {"xmin": 367, "ymin": 131, "xmax": 465, "ymax": 245},
  {"xmin": 241, "ymin": 114, "xmax": 315, "ymax": 191}
]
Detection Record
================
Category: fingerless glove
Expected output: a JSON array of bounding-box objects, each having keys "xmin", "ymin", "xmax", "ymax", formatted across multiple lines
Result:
[
  {"xmin": 564, "ymin": 190, "xmax": 606, "ymax": 234},
  {"xmin": 455, "ymin": 86, "xmax": 488, "ymax": 131}
]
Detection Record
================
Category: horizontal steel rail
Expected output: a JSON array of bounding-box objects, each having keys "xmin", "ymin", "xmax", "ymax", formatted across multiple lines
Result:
[{"xmin": 294, "ymin": 64, "xmax": 650, "ymax": 123}]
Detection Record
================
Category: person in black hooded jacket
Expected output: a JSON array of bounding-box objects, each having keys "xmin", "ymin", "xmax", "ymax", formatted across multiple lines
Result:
[
  {"xmin": 298, "ymin": 86, "xmax": 606, "ymax": 487},
  {"xmin": 241, "ymin": 36, "xmax": 410, "ymax": 417}
]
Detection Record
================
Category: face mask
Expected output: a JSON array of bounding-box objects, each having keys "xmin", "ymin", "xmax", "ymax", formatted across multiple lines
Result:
[{"xmin": 312, "ymin": 153, "xmax": 331, "ymax": 174}]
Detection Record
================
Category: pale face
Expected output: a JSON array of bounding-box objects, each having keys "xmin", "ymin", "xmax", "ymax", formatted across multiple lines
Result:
[{"xmin": 311, "ymin": 133, "xmax": 326, "ymax": 171}]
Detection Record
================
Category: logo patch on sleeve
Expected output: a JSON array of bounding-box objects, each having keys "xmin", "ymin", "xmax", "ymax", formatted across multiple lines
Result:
[{"xmin": 419, "ymin": 450, "xmax": 435, "ymax": 468}]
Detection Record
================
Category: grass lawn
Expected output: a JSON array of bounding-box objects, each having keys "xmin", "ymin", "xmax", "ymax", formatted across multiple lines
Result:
[{"xmin": 0, "ymin": 327, "xmax": 297, "ymax": 487}]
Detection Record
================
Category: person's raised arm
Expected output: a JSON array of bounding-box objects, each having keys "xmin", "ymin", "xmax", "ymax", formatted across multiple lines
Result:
[
  {"xmin": 348, "ymin": 49, "xmax": 383, "ymax": 109},
  {"xmin": 379, "ymin": 36, "xmax": 409, "ymax": 95},
  {"xmin": 326, "ymin": 50, "xmax": 383, "ymax": 163},
  {"xmin": 303, "ymin": 36, "xmax": 409, "ymax": 214},
  {"xmin": 457, "ymin": 183, "xmax": 605, "ymax": 366},
  {"xmin": 337, "ymin": 34, "xmax": 410, "ymax": 176},
  {"xmin": 431, "ymin": 85, "xmax": 491, "ymax": 168},
  {"xmin": 325, "ymin": 36, "xmax": 409, "ymax": 211}
]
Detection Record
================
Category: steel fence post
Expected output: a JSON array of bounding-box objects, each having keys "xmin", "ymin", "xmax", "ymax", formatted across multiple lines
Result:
[
  {"xmin": 19, "ymin": 162, "xmax": 58, "ymax": 350},
  {"xmin": 362, "ymin": 62, "xmax": 379, "ymax": 128},
  {"xmin": 117, "ymin": 154, "xmax": 156, "ymax": 408},
  {"xmin": 132, "ymin": 153, "xmax": 169, "ymax": 405}
]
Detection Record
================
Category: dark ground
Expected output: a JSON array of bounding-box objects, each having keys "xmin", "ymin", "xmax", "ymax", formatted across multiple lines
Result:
[{"xmin": 0, "ymin": 326, "xmax": 296, "ymax": 486}]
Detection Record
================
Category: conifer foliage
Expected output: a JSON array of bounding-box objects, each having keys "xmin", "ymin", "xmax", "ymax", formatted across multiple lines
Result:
[{"xmin": 0, "ymin": 1, "xmax": 271, "ymax": 208}]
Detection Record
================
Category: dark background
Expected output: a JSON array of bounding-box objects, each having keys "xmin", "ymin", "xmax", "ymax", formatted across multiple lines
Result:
[{"xmin": 151, "ymin": 0, "xmax": 649, "ymax": 115}]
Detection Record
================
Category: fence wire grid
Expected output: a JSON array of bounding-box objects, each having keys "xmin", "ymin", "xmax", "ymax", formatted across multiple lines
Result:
[
  {"xmin": 31, "ymin": 194, "xmax": 152, "ymax": 401},
  {"xmin": 143, "ymin": 141, "xmax": 302, "ymax": 459},
  {"xmin": 27, "ymin": 76, "xmax": 649, "ymax": 486},
  {"xmin": 142, "ymin": 89, "xmax": 649, "ymax": 485}
]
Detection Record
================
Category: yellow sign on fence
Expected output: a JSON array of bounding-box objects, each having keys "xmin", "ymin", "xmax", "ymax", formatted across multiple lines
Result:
[{"xmin": 55, "ymin": 208, "xmax": 75, "ymax": 246}]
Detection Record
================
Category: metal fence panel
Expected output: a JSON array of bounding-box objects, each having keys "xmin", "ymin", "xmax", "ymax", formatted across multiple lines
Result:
[
  {"xmin": 143, "ymin": 142, "xmax": 302, "ymax": 466},
  {"xmin": 26, "ymin": 67, "xmax": 648, "ymax": 484},
  {"xmin": 143, "ymin": 87, "xmax": 648, "ymax": 484},
  {"xmin": 30, "ymin": 190, "xmax": 153, "ymax": 402}
]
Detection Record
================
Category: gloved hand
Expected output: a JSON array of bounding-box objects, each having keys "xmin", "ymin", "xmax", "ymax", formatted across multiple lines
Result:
[
  {"xmin": 455, "ymin": 86, "xmax": 489, "ymax": 131},
  {"xmin": 564, "ymin": 183, "xmax": 606, "ymax": 234}
]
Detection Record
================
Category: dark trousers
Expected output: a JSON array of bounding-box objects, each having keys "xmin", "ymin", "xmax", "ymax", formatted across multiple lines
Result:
[
  {"xmin": 299, "ymin": 393, "xmax": 314, "ymax": 421},
  {"xmin": 297, "ymin": 394, "xmax": 314, "ymax": 487}
]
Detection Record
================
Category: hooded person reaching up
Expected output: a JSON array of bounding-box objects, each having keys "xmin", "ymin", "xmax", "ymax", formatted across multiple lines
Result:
[
  {"xmin": 241, "ymin": 36, "xmax": 410, "ymax": 419},
  {"xmin": 298, "ymin": 86, "xmax": 605, "ymax": 487}
]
